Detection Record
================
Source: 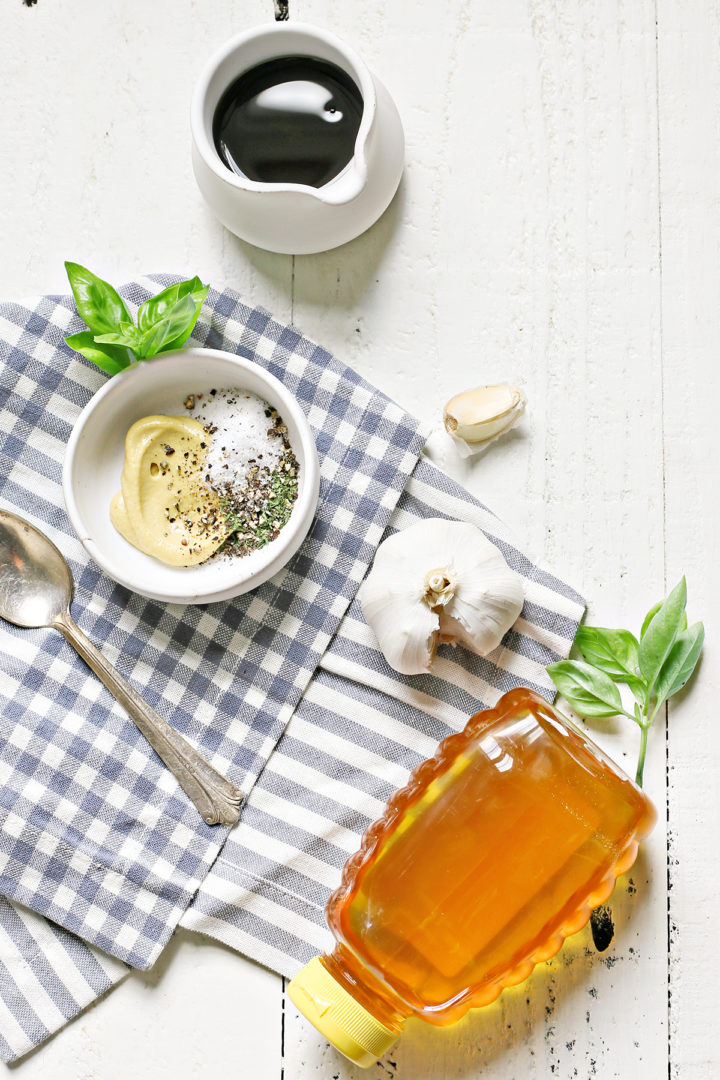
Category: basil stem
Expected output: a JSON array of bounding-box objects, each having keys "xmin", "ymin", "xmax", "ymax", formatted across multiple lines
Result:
[{"xmin": 635, "ymin": 721, "xmax": 650, "ymax": 787}]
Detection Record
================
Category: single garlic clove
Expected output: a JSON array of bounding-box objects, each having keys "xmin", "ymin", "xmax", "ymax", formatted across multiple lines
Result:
[
  {"xmin": 438, "ymin": 570, "xmax": 525, "ymax": 656},
  {"xmin": 443, "ymin": 384, "xmax": 526, "ymax": 458},
  {"xmin": 359, "ymin": 571, "xmax": 440, "ymax": 675},
  {"xmin": 434, "ymin": 520, "xmax": 524, "ymax": 655}
]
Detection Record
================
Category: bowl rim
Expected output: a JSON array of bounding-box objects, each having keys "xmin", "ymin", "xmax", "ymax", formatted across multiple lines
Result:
[{"xmin": 62, "ymin": 347, "xmax": 320, "ymax": 605}]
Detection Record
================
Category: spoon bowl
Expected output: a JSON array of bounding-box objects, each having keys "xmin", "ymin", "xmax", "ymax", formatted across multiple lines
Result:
[{"xmin": 0, "ymin": 513, "xmax": 73, "ymax": 628}]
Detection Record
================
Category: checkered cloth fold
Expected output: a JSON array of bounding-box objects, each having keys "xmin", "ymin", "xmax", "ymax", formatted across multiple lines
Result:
[
  {"xmin": 0, "ymin": 281, "xmax": 585, "ymax": 1063},
  {"xmin": 0, "ymin": 277, "xmax": 425, "ymax": 973}
]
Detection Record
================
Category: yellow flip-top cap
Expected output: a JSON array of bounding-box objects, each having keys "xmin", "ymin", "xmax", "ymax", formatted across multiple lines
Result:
[{"xmin": 288, "ymin": 957, "xmax": 399, "ymax": 1069}]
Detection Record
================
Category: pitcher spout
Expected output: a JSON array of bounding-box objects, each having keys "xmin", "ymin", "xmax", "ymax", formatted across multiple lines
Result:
[{"xmin": 318, "ymin": 160, "xmax": 367, "ymax": 205}]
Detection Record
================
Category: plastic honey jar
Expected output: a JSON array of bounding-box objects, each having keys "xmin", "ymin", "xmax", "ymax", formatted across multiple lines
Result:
[{"xmin": 288, "ymin": 688, "xmax": 656, "ymax": 1067}]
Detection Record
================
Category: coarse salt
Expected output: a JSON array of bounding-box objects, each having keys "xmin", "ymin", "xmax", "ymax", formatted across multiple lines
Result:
[{"xmin": 183, "ymin": 388, "xmax": 286, "ymax": 491}]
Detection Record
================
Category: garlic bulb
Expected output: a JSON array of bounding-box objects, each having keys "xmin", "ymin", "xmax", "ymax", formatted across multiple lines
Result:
[
  {"xmin": 443, "ymin": 384, "xmax": 526, "ymax": 458},
  {"xmin": 359, "ymin": 518, "xmax": 524, "ymax": 675}
]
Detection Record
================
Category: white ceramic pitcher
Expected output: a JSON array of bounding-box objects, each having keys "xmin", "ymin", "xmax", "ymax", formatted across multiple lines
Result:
[{"xmin": 191, "ymin": 23, "xmax": 405, "ymax": 255}]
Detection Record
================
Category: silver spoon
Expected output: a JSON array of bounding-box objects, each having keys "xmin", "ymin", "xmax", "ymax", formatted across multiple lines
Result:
[{"xmin": 0, "ymin": 510, "xmax": 243, "ymax": 827}]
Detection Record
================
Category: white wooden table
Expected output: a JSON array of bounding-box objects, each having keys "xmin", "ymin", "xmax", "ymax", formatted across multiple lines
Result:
[{"xmin": 0, "ymin": 1, "xmax": 717, "ymax": 1077}]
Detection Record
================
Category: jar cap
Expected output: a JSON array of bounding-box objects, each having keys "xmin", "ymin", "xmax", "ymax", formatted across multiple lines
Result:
[{"xmin": 288, "ymin": 957, "xmax": 399, "ymax": 1068}]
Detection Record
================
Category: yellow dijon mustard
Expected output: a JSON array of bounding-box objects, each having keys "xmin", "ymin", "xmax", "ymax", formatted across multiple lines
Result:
[{"xmin": 110, "ymin": 415, "xmax": 229, "ymax": 567}]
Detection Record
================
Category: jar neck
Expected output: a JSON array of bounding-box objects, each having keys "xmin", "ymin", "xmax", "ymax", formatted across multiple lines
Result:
[{"xmin": 323, "ymin": 945, "xmax": 409, "ymax": 1033}]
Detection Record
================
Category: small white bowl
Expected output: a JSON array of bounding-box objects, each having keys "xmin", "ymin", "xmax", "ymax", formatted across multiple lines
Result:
[{"xmin": 63, "ymin": 348, "xmax": 320, "ymax": 605}]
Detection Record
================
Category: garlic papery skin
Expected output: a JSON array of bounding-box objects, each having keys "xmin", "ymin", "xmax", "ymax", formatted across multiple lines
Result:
[
  {"xmin": 443, "ymin": 384, "xmax": 526, "ymax": 458},
  {"xmin": 358, "ymin": 518, "xmax": 525, "ymax": 676}
]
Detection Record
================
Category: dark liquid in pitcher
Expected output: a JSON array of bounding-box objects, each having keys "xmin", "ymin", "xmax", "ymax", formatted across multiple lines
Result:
[{"xmin": 213, "ymin": 56, "xmax": 364, "ymax": 188}]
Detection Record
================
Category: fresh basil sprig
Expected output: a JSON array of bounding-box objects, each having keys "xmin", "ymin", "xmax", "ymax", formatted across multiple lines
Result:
[
  {"xmin": 547, "ymin": 577, "xmax": 704, "ymax": 787},
  {"xmin": 64, "ymin": 262, "xmax": 209, "ymax": 374}
]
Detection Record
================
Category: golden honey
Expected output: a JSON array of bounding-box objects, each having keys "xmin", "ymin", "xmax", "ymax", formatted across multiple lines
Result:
[{"xmin": 289, "ymin": 688, "xmax": 656, "ymax": 1066}]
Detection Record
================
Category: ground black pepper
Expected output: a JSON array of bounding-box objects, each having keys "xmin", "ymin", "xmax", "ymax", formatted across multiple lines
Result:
[{"xmin": 183, "ymin": 388, "xmax": 300, "ymax": 559}]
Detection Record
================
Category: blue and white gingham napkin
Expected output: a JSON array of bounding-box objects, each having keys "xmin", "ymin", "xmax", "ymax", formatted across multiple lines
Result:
[
  {"xmin": 0, "ymin": 281, "xmax": 585, "ymax": 1062},
  {"xmin": 0, "ymin": 277, "xmax": 425, "ymax": 970}
]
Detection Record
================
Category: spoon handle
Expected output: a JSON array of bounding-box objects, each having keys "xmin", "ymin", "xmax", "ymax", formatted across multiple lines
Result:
[{"xmin": 54, "ymin": 612, "xmax": 243, "ymax": 827}]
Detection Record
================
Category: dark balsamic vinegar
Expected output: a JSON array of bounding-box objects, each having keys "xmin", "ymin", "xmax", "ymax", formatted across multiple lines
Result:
[{"xmin": 213, "ymin": 56, "xmax": 364, "ymax": 188}]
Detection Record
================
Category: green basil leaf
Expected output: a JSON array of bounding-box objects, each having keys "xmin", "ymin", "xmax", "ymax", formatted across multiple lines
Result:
[
  {"xmin": 641, "ymin": 600, "xmax": 686, "ymax": 637},
  {"xmin": 138, "ymin": 293, "xmax": 198, "ymax": 358},
  {"xmin": 652, "ymin": 621, "xmax": 704, "ymax": 710},
  {"xmin": 64, "ymin": 331, "xmax": 133, "ymax": 375},
  {"xmin": 640, "ymin": 601, "xmax": 662, "ymax": 639},
  {"xmin": 65, "ymin": 262, "xmax": 133, "ymax": 335},
  {"xmin": 94, "ymin": 324, "xmax": 142, "ymax": 350},
  {"xmin": 154, "ymin": 325, "xmax": 202, "ymax": 356},
  {"xmin": 137, "ymin": 277, "xmax": 207, "ymax": 332},
  {"xmin": 153, "ymin": 289, "xmax": 209, "ymax": 355},
  {"xmin": 575, "ymin": 626, "xmax": 640, "ymax": 682},
  {"xmin": 625, "ymin": 675, "xmax": 648, "ymax": 709},
  {"xmin": 546, "ymin": 659, "xmax": 624, "ymax": 718},
  {"xmin": 638, "ymin": 577, "xmax": 687, "ymax": 694}
]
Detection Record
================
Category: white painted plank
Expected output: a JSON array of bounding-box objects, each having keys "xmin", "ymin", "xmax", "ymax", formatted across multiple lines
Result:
[
  {"xmin": 13, "ymin": 930, "xmax": 282, "ymax": 1080},
  {"xmin": 0, "ymin": 0, "xmax": 699, "ymax": 1076},
  {"xmin": 286, "ymin": 1, "xmax": 668, "ymax": 1077},
  {"xmin": 657, "ymin": 3, "xmax": 720, "ymax": 1077},
  {"xmin": 0, "ymin": 2, "xmax": 287, "ymax": 1077},
  {"xmin": 0, "ymin": 0, "xmax": 292, "ymax": 312}
]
